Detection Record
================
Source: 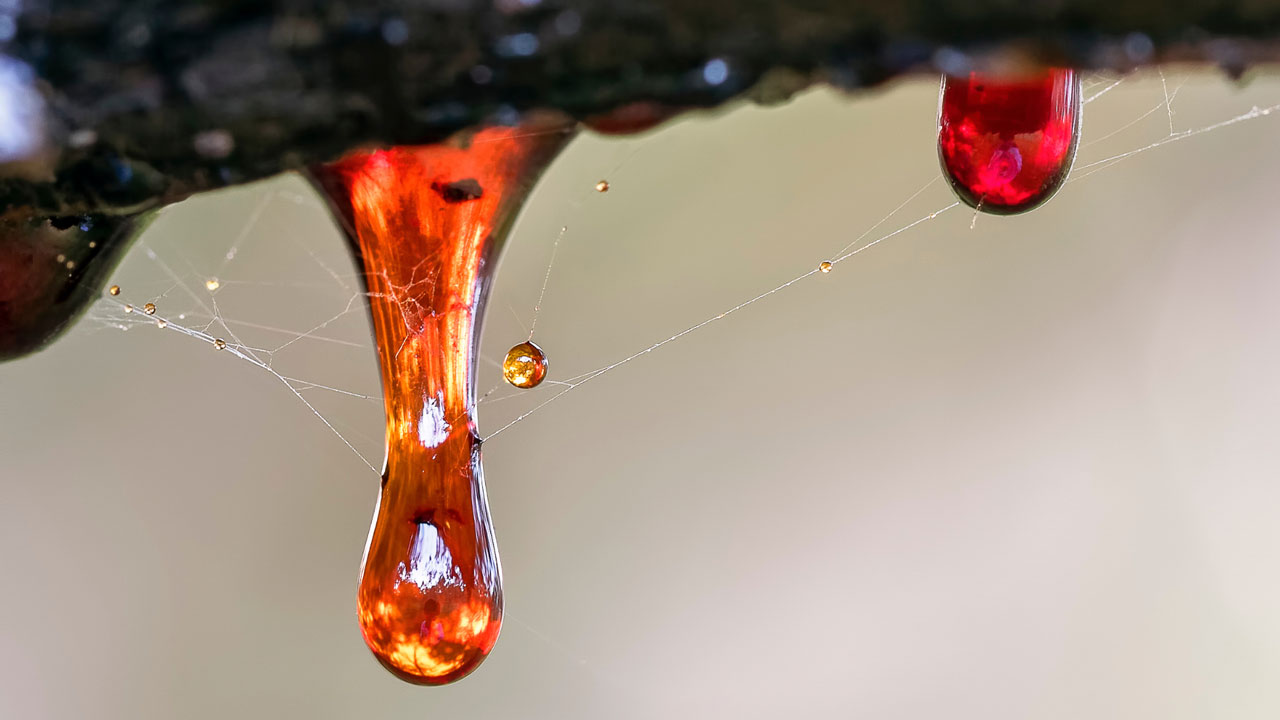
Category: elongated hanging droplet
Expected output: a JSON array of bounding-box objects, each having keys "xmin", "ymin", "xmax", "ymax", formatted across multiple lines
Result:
[
  {"xmin": 502, "ymin": 341, "xmax": 548, "ymax": 389},
  {"xmin": 937, "ymin": 68, "xmax": 1081, "ymax": 214},
  {"xmin": 311, "ymin": 120, "xmax": 571, "ymax": 685}
]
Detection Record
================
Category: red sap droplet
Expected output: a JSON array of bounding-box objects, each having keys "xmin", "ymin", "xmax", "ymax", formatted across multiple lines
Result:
[
  {"xmin": 938, "ymin": 68, "xmax": 1081, "ymax": 214},
  {"xmin": 0, "ymin": 215, "xmax": 135, "ymax": 360},
  {"xmin": 311, "ymin": 120, "xmax": 571, "ymax": 685}
]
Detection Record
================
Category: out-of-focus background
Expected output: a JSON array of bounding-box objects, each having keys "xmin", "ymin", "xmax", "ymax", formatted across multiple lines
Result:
[{"xmin": 3, "ymin": 70, "xmax": 1280, "ymax": 719}]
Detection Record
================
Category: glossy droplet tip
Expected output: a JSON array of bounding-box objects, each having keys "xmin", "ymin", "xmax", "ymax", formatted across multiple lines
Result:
[{"xmin": 359, "ymin": 572, "xmax": 502, "ymax": 685}]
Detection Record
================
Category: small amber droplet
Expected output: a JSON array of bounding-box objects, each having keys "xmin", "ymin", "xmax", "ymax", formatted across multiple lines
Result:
[
  {"xmin": 55, "ymin": 254, "xmax": 65, "ymax": 263},
  {"xmin": 819, "ymin": 261, "xmax": 832, "ymax": 273},
  {"xmin": 156, "ymin": 319, "xmax": 167, "ymax": 329},
  {"xmin": 595, "ymin": 180, "xmax": 609, "ymax": 193},
  {"xmin": 123, "ymin": 304, "xmax": 133, "ymax": 313},
  {"xmin": 937, "ymin": 68, "xmax": 1081, "ymax": 214},
  {"xmin": 108, "ymin": 285, "xmax": 120, "ymax": 296},
  {"xmin": 65, "ymin": 261, "xmax": 75, "ymax": 270},
  {"xmin": 502, "ymin": 341, "xmax": 548, "ymax": 389},
  {"xmin": 143, "ymin": 302, "xmax": 156, "ymax": 315},
  {"xmin": 205, "ymin": 278, "xmax": 220, "ymax": 291},
  {"xmin": 88, "ymin": 241, "xmax": 97, "ymax": 249},
  {"xmin": 214, "ymin": 338, "xmax": 226, "ymax": 350}
]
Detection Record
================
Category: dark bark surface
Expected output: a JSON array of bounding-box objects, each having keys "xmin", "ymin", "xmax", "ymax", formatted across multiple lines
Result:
[
  {"xmin": 2, "ymin": 0, "xmax": 1280, "ymax": 361},
  {"xmin": 2, "ymin": 0, "xmax": 1280, "ymax": 219}
]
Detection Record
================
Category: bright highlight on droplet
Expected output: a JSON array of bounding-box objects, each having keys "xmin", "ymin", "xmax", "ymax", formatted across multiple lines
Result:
[
  {"xmin": 205, "ymin": 278, "xmax": 220, "ymax": 291},
  {"xmin": 213, "ymin": 338, "xmax": 226, "ymax": 350},
  {"xmin": 123, "ymin": 304, "xmax": 133, "ymax": 313},
  {"xmin": 502, "ymin": 340, "xmax": 548, "ymax": 389},
  {"xmin": 819, "ymin": 261, "xmax": 832, "ymax": 273},
  {"xmin": 142, "ymin": 302, "xmax": 156, "ymax": 315},
  {"xmin": 155, "ymin": 319, "xmax": 167, "ymax": 329}
]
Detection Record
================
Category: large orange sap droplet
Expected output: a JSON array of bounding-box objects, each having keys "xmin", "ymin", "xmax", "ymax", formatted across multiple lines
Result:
[{"xmin": 311, "ymin": 120, "xmax": 571, "ymax": 685}]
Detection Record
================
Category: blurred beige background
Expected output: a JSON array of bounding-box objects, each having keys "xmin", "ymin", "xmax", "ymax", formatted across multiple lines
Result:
[{"xmin": 4, "ymin": 70, "xmax": 1280, "ymax": 718}]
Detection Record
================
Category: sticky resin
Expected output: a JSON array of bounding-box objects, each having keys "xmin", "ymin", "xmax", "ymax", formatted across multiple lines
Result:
[
  {"xmin": 937, "ymin": 68, "xmax": 1081, "ymax": 214},
  {"xmin": 0, "ymin": 215, "xmax": 136, "ymax": 360},
  {"xmin": 502, "ymin": 341, "xmax": 548, "ymax": 389},
  {"xmin": 310, "ymin": 120, "xmax": 571, "ymax": 685}
]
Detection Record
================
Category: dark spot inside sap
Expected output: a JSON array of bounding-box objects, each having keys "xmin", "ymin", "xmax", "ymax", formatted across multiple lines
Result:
[
  {"xmin": 412, "ymin": 508, "xmax": 464, "ymax": 527},
  {"xmin": 431, "ymin": 178, "xmax": 484, "ymax": 203}
]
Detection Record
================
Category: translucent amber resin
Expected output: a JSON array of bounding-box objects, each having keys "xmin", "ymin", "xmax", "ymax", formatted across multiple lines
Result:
[
  {"xmin": 311, "ymin": 122, "xmax": 570, "ymax": 685},
  {"xmin": 502, "ymin": 341, "xmax": 548, "ymax": 389}
]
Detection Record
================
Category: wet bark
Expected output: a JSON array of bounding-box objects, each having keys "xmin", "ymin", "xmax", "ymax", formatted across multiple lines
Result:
[
  {"xmin": 3, "ymin": 0, "xmax": 1279, "ymax": 219},
  {"xmin": 2, "ymin": 0, "xmax": 1280, "ymax": 360}
]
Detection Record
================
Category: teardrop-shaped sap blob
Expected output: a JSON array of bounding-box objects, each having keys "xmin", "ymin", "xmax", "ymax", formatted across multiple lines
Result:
[
  {"xmin": 938, "ymin": 68, "xmax": 1081, "ymax": 214},
  {"xmin": 311, "ymin": 120, "xmax": 571, "ymax": 685}
]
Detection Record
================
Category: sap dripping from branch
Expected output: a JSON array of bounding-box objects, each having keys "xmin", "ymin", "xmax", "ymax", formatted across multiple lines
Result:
[
  {"xmin": 938, "ymin": 68, "xmax": 1082, "ymax": 214},
  {"xmin": 310, "ymin": 121, "xmax": 571, "ymax": 685}
]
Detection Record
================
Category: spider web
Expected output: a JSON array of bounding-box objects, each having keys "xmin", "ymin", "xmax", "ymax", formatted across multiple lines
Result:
[{"xmin": 77, "ymin": 68, "xmax": 1280, "ymax": 477}]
